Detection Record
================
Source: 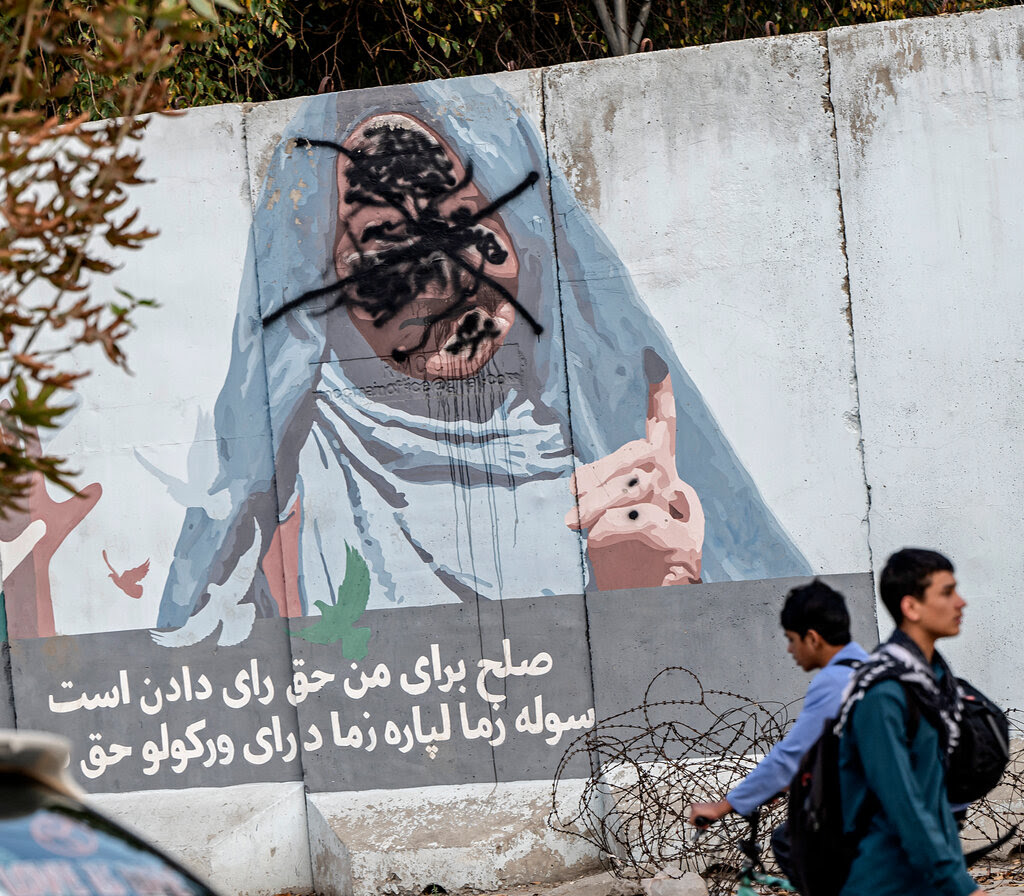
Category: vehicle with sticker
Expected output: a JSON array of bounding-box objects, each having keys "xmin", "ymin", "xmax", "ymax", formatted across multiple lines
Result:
[{"xmin": 0, "ymin": 731, "xmax": 220, "ymax": 896}]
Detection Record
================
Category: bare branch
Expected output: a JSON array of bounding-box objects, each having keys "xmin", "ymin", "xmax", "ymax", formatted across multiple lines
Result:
[
  {"xmin": 614, "ymin": 0, "xmax": 629, "ymax": 55},
  {"xmin": 591, "ymin": 0, "xmax": 624, "ymax": 54},
  {"xmin": 628, "ymin": 1, "xmax": 653, "ymax": 53}
]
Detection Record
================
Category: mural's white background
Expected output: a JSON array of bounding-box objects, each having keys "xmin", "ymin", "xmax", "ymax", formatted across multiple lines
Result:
[{"xmin": 44, "ymin": 105, "xmax": 253, "ymax": 634}]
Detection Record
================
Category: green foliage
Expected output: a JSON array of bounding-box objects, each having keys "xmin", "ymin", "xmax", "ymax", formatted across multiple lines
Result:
[
  {"xmin": 0, "ymin": 0, "xmax": 231, "ymax": 120},
  {"xmin": 140, "ymin": 1, "xmax": 607, "ymax": 105},
  {"xmin": 0, "ymin": 0, "xmax": 230, "ymax": 514},
  {"xmin": 9, "ymin": 0, "xmax": 1023, "ymax": 123},
  {"xmin": 142, "ymin": 0, "xmax": 1022, "ymax": 107},
  {"xmin": 167, "ymin": 0, "xmax": 304, "ymax": 106},
  {"xmin": 295, "ymin": 0, "xmax": 605, "ymax": 89},
  {"xmin": 291, "ymin": 544, "xmax": 373, "ymax": 658},
  {"xmin": 642, "ymin": 0, "xmax": 1014, "ymax": 48}
]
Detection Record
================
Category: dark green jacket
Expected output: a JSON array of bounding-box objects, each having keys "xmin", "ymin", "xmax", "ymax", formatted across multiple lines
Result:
[{"xmin": 839, "ymin": 676, "xmax": 976, "ymax": 896}]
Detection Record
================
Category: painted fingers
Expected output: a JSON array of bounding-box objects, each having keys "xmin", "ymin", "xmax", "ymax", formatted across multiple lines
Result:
[{"xmin": 566, "ymin": 359, "xmax": 705, "ymax": 590}]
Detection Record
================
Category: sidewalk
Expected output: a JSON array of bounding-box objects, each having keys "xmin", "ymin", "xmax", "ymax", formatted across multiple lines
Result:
[
  {"xmin": 469, "ymin": 861, "xmax": 1024, "ymax": 896},
  {"xmin": 978, "ymin": 864, "xmax": 1024, "ymax": 895}
]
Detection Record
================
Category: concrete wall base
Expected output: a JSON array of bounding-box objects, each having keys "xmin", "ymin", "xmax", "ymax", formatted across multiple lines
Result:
[
  {"xmin": 90, "ymin": 782, "xmax": 314, "ymax": 896},
  {"xmin": 307, "ymin": 796, "xmax": 355, "ymax": 896},
  {"xmin": 307, "ymin": 780, "xmax": 602, "ymax": 896}
]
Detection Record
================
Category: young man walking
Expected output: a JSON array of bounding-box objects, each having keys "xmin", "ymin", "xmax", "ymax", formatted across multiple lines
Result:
[
  {"xmin": 688, "ymin": 579, "xmax": 868, "ymax": 875},
  {"xmin": 835, "ymin": 548, "xmax": 982, "ymax": 896}
]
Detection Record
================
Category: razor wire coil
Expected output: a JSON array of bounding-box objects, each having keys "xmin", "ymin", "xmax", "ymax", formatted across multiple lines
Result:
[{"xmin": 549, "ymin": 667, "xmax": 1024, "ymax": 895}]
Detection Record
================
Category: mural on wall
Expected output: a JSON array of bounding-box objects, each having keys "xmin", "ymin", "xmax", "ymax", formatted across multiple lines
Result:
[
  {"xmin": 0, "ymin": 425, "xmax": 102, "ymax": 640},
  {"xmin": 148, "ymin": 79, "xmax": 809, "ymax": 646},
  {"xmin": 0, "ymin": 77, "xmax": 824, "ymax": 791}
]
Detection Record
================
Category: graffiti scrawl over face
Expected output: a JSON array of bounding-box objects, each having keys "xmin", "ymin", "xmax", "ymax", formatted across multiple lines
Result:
[{"xmin": 264, "ymin": 114, "xmax": 542, "ymax": 381}]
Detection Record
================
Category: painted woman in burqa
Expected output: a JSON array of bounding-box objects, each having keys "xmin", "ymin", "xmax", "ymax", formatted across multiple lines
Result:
[{"xmin": 155, "ymin": 77, "xmax": 810, "ymax": 637}]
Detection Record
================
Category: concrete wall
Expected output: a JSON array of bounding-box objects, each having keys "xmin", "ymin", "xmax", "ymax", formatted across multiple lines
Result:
[
  {"xmin": 828, "ymin": 8, "xmax": 1024, "ymax": 695},
  {"xmin": 1, "ymin": 6, "xmax": 1022, "ymax": 895}
]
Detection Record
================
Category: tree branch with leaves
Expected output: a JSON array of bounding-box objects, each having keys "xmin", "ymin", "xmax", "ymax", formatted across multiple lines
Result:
[{"xmin": 0, "ymin": 0, "xmax": 237, "ymax": 516}]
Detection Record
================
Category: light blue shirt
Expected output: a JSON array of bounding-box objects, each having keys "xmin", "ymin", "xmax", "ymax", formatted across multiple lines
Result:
[{"xmin": 727, "ymin": 640, "xmax": 869, "ymax": 815}]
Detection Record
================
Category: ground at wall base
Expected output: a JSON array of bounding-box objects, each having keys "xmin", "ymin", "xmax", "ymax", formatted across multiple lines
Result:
[{"xmin": 272, "ymin": 860, "xmax": 1024, "ymax": 896}]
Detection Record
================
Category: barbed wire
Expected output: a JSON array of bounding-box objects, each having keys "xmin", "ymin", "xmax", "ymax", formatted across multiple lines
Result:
[
  {"xmin": 549, "ymin": 667, "xmax": 1024, "ymax": 894},
  {"xmin": 962, "ymin": 708, "xmax": 1024, "ymax": 881}
]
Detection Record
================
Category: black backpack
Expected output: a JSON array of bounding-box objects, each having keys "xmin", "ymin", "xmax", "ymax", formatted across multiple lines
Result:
[
  {"xmin": 896, "ymin": 677, "xmax": 1010, "ymax": 804},
  {"xmin": 786, "ymin": 659, "xmax": 862, "ymax": 896},
  {"xmin": 944, "ymin": 677, "xmax": 1011, "ymax": 805},
  {"xmin": 786, "ymin": 713, "xmax": 853, "ymax": 896},
  {"xmin": 788, "ymin": 673, "xmax": 1013, "ymax": 896}
]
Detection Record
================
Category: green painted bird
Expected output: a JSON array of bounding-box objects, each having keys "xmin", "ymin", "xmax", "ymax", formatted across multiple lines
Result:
[{"xmin": 291, "ymin": 544, "xmax": 372, "ymax": 659}]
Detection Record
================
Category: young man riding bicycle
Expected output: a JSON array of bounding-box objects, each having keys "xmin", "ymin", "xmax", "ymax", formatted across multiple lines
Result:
[{"xmin": 688, "ymin": 579, "xmax": 868, "ymax": 877}]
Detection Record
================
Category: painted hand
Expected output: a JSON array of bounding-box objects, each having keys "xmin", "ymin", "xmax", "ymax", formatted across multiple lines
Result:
[{"xmin": 565, "ymin": 355, "xmax": 704, "ymax": 591}]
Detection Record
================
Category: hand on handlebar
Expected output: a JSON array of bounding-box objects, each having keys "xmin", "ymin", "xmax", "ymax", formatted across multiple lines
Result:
[{"xmin": 688, "ymin": 799, "xmax": 733, "ymax": 826}]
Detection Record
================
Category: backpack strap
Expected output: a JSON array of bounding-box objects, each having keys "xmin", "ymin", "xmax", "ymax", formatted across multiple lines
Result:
[{"xmin": 899, "ymin": 682, "xmax": 922, "ymax": 745}]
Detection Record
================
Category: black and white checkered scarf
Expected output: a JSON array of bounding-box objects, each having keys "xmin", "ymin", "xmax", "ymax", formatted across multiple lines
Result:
[{"xmin": 833, "ymin": 629, "xmax": 963, "ymax": 758}]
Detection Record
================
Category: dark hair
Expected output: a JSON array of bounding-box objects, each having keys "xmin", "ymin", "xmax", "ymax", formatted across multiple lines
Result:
[
  {"xmin": 879, "ymin": 547, "xmax": 954, "ymax": 625},
  {"xmin": 779, "ymin": 579, "xmax": 851, "ymax": 645}
]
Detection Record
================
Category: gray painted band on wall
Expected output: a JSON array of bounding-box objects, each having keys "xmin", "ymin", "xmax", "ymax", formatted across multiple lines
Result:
[{"xmin": 10, "ymin": 574, "xmax": 875, "ymax": 793}]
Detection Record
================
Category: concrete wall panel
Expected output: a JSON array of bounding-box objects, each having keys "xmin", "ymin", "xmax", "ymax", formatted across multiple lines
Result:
[
  {"xmin": 1, "ymin": 104, "xmax": 256, "ymax": 642},
  {"xmin": 829, "ymin": 8, "xmax": 1024, "ymax": 700},
  {"xmin": 0, "ymin": 644, "xmax": 13, "ymax": 728},
  {"xmin": 308, "ymin": 780, "xmax": 600, "ymax": 896},
  {"xmin": 10, "ymin": 621, "xmax": 302, "ymax": 791},
  {"xmin": 587, "ymin": 573, "xmax": 877, "ymax": 721}
]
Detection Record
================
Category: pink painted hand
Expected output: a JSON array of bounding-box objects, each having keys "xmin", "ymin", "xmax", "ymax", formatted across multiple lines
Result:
[{"xmin": 565, "ymin": 355, "xmax": 704, "ymax": 591}]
